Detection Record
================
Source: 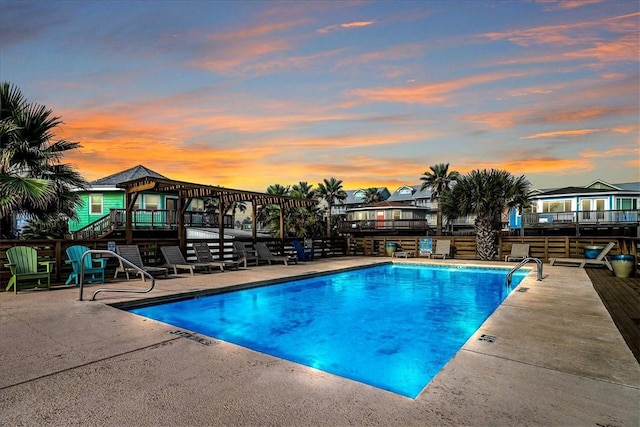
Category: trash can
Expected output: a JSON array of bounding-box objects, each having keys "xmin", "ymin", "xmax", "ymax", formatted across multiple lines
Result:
[{"xmin": 385, "ymin": 242, "xmax": 397, "ymax": 256}]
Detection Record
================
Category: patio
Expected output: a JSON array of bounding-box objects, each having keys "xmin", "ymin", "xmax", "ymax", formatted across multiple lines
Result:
[{"xmin": 0, "ymin": 258, "xmax": 638, "ymax": 426}]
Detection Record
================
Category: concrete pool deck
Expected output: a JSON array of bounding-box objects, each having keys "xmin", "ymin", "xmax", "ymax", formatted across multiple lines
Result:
[{"xmin": 1, "ymin": 257, "xmax": 638, "ymax": 426}]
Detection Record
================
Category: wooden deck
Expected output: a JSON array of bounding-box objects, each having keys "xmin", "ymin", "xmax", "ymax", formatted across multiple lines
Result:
[{"xmin": 586, "ymin": 268, "xmax": 640, "ymax": 364}]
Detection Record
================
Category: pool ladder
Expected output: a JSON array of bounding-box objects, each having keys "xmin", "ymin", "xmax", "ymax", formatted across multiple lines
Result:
[
  {"xmin": 78, "ymin": 249, "xmax": 156, "ymax": 301},
  {"xmin": 506, "ymin": 257, "xmax": 544, "ymax": 286}
]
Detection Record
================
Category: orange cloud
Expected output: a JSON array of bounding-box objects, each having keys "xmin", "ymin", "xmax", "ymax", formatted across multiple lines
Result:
[
  {"xmin": 520, "ymin": 128, "xmax": 601, "ymax": 139},
  {"xmin": 350, "ymin": 71, "xmax": 524, "ymax": 104},
  {"xmin": 536, "ymin": 0, "xmax": 604, "ymax": 11},
  {"xmin": 317, "ymin": 20, "xmax": 376, "ymax": 34},
  {"xmin": 481, "ymin": 12, "xmax": 639, "ymax": 48},
  {"xmin": 581, "ymin": 143, "xmax": 640, "ymax": 159}
]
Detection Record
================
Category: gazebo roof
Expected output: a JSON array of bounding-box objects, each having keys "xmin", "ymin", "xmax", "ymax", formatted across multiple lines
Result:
[{"xmin": 116, "ymin": 177, "xmax": 316, "ymax": 209}]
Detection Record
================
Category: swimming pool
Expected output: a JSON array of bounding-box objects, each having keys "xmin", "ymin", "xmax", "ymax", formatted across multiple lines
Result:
[{"xmin": 129, "ymin": 263, "xmax": 527, "ymax": 398}]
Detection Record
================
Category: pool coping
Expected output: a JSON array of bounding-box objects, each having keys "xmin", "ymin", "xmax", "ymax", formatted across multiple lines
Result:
[{"xmin": 1, "ymin": 257, "xmax": 638, "ymax": 426}]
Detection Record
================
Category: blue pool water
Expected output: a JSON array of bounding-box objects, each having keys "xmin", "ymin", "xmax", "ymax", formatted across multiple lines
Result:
[{"xmin": 129, "ymin": 264, "xmax": 527, "ymax": 398}]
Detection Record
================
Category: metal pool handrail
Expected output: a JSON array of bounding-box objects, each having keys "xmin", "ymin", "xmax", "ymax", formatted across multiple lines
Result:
[
  {"xmin": 78, "ymin": 249, "xmax": 155, "ymax": 301},
  {"xmin": 506, "ymin": 257, "xmax": 544, "ymax": 286}
]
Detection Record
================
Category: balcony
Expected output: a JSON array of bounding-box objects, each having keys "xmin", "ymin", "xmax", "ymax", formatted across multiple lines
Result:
[
  {"xmin": 72, "ymin": 209, "xmax": 233, "ymax": 240},
  {"xmin": 522, "ymin": 210, "xmax": 639, "ymax": 228},
  {"xmin": 338, "ymin": 219, "xmax": 432, "ymax": 234}
]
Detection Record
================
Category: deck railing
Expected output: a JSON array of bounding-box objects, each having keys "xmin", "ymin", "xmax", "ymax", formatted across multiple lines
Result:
[
  {"xmin": 522, "ymin": 210, "xmax": 639, "ymax": 227},
  {"xmin": 71, "ymin": 209, "xmax": 234, "ymax": 239},
  {"xmin": 338, "ymin": 219, "xmax": 431, "ymax": 232}
]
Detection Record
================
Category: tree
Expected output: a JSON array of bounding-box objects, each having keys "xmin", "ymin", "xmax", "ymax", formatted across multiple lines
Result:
[
  {"xmin": 316, "ymin": 177, "xmax": 347, "ymax": 237},
  {"xmin": 363, "ymin": 187, "xmax": 382, "ymax": 205},
  {"xmin": 289, "ymin": 181, "xmax": 323, "ymax": 237},
  {"xmin": 440, "ymin": 169, "xmax": 530, "ymax": 260},
  {"xmin": 419, "ymin": 163, "xmax": 460, "ymax": 236},
  {"xmin": 0, "ymin": 81, "xmax": 87, "ymax": 238}
]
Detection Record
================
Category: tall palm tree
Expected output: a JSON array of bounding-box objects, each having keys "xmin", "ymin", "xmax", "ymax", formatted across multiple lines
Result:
[
  {"xmin": 0, "ymin": 81, "xmax": 87, "ymax": 238},
  {"xmin": 363, "ymin": 187, "xmax": 382, "ymax": 205},
  {"xmin": 256, "ymin": 184, "xmax": 291, "ymax": 236},
  {"xmin": 289, "ymin": 181, "xmax": 323, "ymax": 237},
  {"xmin": 440, "ymin": 169, "xmax": 530, "ymax": 260},
  {"xmin": 420, "ymin": 163, "xmax": 460, "ymax": 236},
  {"xmin": 316, "ymin": 177, "xmax": 347, "ymax": 237}
]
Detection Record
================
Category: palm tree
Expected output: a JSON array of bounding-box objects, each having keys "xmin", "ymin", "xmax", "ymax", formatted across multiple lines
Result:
[
  {"xmin": 420, "ymin": 163, "xmax": 460, "ymax": 236},
  {"xmin": 316, "ymin": 177, "xmax": 347, "ymax": 237},
  {"xmin": 289, "ymin": 181, "xmax": 323, "ymax": 237},
  {"xmin": 440, "ymin": 169, "xmax": 530, "ymax": 260},
  {"xmin": 0, "ymin": 81, "xmax": 87, "ymax": 238},
  {"xmin": 363, "ymin": 187, "xmax": 382, "ymax": 205},
  {"xmin": 256, "ymin": 184, "xmax": 290, "ymax": 236}
]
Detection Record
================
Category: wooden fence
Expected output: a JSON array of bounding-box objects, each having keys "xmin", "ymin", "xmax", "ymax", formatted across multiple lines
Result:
[
  {"xmin": 0, "ymin": 237, "xmax": 348, "ymax": 287},
  {"xmin": 1, "ymin": 235, "xmax": 637, "ymax": 289},
  {"xmin": 346, "ymin": 235, "xmax": 638, "ymax": 261}
]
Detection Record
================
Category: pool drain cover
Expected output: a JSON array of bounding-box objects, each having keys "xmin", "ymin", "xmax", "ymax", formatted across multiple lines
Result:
[
  {"xmin": 479, "ymin": 334, "xmax": 497, "ymax": 343},
  {"xmin": 170, "ymin": 330, "xmax": 214, "ymax": 346}
]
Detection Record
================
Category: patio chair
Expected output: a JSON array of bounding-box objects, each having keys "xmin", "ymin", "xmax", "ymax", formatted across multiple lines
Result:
[
  {"xmin": 428, "ymin": 240, "xmax": 451, "ymax": 259},
  {"xmin": 504, "ymin": 243, "xmax": 530, "ymax": 262},
  {"xmin": 550, "ymin": 242, "xmax": 615, "ymax": 271},
  {"xmin": 232, "ymin": 241, "xmax": 259, "ymax": 267},
  {"xmin": 65, "ymin": 244, "xmax": 107, "ymax": 286},
  {"xmin": 191, "ymin": 243, "xmax": 242, "ymax": 270},
  {"xmin": 292, "ymin": 240, "xmax": 314, "ymax": 261},
  {"xmin": 5, "ymin": 246, "xmax": 54, "ymax": 294},
  {"xmin": 255, "ymin": 242, "xmax": 297, "ymax": 265},
  {"xmin": 393, "ymin": 245, "xmax": 415, "ymax": 258},
  {"xmin": 114, "ymin": 245, "xmax": 168, "ymax": 281},
  {"xmin": 160, "ymin": 245, "xmax": 223, "ymax": 275}
]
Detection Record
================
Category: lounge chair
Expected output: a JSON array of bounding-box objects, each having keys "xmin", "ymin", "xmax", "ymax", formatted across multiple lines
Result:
[
  {"xmin": 65, "ymin": 244, "xmax": 107, "ymax": 286},
  {"xmin": 232, "ymin": 241, "xmax": 259, "ymax": 267},
  {"xmin": 292, "ymin": 240, "xmax": 314, "ymax": 261},
  {"xmin": 550, "ymin": 242, "xmax": 615, "ymax": 271},
  {"xmin": 192, "ymin": 243, "xmax": 242, "ymax": 270},
  {"xmin": 504, "ymin": 243, "xmax": 530, "ymax": 262},
  {"xmin": 5, "ymin": 246, "xmax": 54, "ymax": 294},
  {"xmin": 255, "ymin": 242, "xmax": 297, "ymax": 265},
  {"xmin": 428, "ymin": 240, "xmax": 451, "ymax": 259},
  {"xmin": 160, "ymin": 245, "xmax": 223, "ymax": 275},
  {"xmin": 393, "ymin": 245, "xmax": 415, "ymax": 258},
  {"xmin": 114, "ymin": 245, "xmax": 168, "ymax": 281}
]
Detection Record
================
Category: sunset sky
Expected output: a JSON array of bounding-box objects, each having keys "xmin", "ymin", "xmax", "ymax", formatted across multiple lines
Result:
[{"xmin": 1, "ymin": 0, "xmax": 638, "ymax": 193}]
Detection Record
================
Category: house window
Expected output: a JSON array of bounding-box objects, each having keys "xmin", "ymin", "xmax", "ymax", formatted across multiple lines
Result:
[
  {"xmin": 542, "ymin": 200, "xmax": 571, "ymax": 212},
  {"xmin": 616, "ymin": 198, "xmax": 637, "ymax": 210},
  {"xmin": 89, "ymin": 194, "xmax": 103, "ymax": 215},
  {"xmin": 144, "ymin": 195, "xmax": 160, "ymax": 210},
  {"xmin": 189, "ymin": 199, "xmax": 204, "ymax": 212}
]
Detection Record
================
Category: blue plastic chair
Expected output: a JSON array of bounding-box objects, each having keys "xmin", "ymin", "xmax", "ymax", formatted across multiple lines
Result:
[
  {"xmin": 292, "ymin": 240, "xmax": 314, "ymax": 261},
  {"xmin": 65, "ymin": 245, "xmax": 107, "ymax": 286}
]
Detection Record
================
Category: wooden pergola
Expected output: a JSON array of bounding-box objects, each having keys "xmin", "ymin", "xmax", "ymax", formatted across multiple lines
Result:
[{"xmin": 116, "ymin": 177, "xmax": 317, "ymax": 250}]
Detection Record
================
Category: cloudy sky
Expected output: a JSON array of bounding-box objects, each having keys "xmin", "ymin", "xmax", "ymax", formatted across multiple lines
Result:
[{"xmin": 1, "ymin": 0, "xmax": 638, "ymax": 192}]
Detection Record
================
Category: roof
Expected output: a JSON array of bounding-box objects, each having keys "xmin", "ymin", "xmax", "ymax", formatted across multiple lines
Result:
[
  {"xmin": 116, "ymin": 176, "xmax": 317, "ymax": 209},
  {"xmin": 387, "ymin": 185, "xmax": 431, "ymax": 202},
  {"xmin": 90, "ymin": 165, "xmax": 168, "ymax": 185},
  {"xmin": 342, "ymin": 187, "xmax": 390, "ymax": 204},
  {"xmin": 533, "ymin": 181, "xmax": 640, "ymax": 198}
]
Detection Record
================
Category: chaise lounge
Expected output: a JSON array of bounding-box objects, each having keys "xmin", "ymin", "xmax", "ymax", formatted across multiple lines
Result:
[
  {"xmin": 115, "ymin": 245, "xmax": 169, "ymax": 281},
  {"xmin": 504, "ymin": 243, "xmax": 530, "ymax": 262},
  {"xmin": 161, "ymin": 245, "xmax": 223, "ymax": 275},
  {"xmin": 549, "ymin": 242, "xmax": 615, "ymax": 271},
  {"xmin": 428, "ymin": 240, "xmax": 451, "ymax": 259}
]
